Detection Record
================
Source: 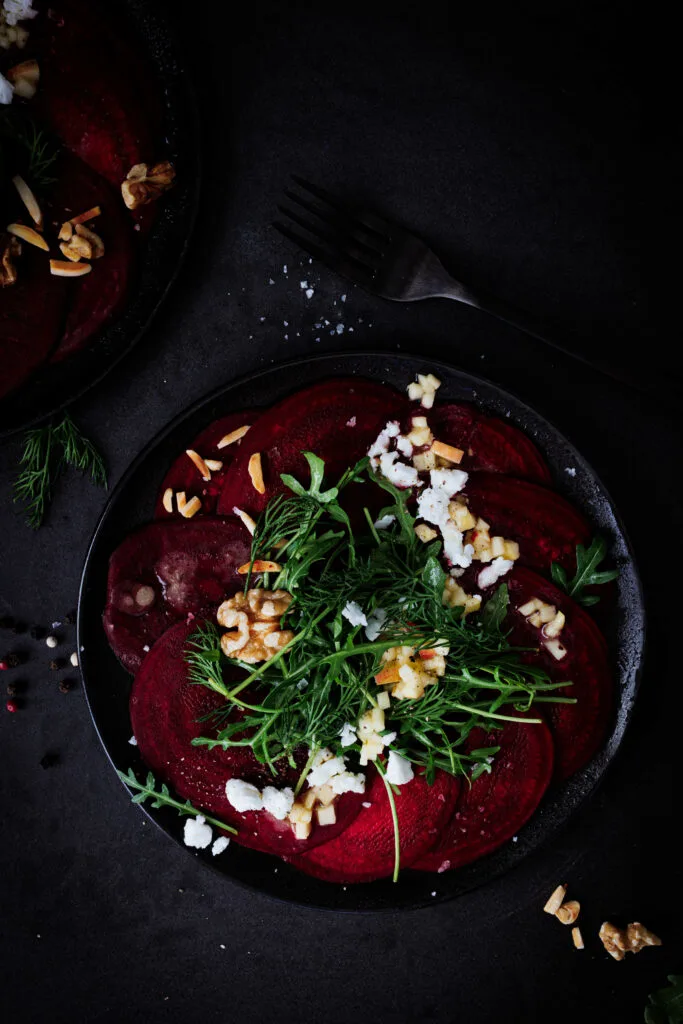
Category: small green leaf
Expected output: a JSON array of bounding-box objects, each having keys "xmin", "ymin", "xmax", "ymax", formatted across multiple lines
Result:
[
  {"xmin": 551, "ymin": 562, "xmax": 568, "ymax": 589},
  {"xmin": 480, "ymin": 584, "xmax": 510, "ymax": 633},
  {"xmin": 552, "ymin": 536, "xmax": 618, "ymax": 605},
  {"xmin": 280, "ymin": 473, "xmax": 306, "ymax": 496},
  {"xmin": 131, "ymin": 792, "xmax": 147, "ymax": 804},
  {"xmin": 421, "ymin": 555, "xmax": 447, "ymax": 597}
]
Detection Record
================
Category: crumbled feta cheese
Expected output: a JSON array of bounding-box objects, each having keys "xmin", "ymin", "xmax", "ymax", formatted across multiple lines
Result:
[
  {"xmin": 225, "ymin": 778, "xmax": 263, "ymax": 812},
  {"xmin": 396, "ymin": 435, "xmax": 413, "ymax": 458},
  {"xmin": 183, "ymin": 815, "xmax": 213, "ymax": 849},
  {"xmin": 564, "ymin": 467, "xmax": 577, "ymax": 477},
  {"xmin": 211, "ymin": 836, "xmax": 230, "ymax": 856},
  {"xmin": 378, "ymin": 452, "xmax": 420, "ymax": 488},
  {"xmin": 385, "ymin": 751, "xmax": 414, "ymax": 785},
  {"xmin": 430, "ymin": 468, "xmax": 468, "ymax": 497},
  {"xmin": 329, "ymin": 771, "xmax": 365, "ymax": 795},
  {"xmin": 346, "ymin": 416, "xmax": 357, "ymax": 427},
  {"xmin": 382, "ymin": 731, "xmax": 397, "ymax": 745},
  {"xmin": 339, "ymin": 722, "xmax": 357, "ymax": 747},
  {"xmin": 477, "ymin": 557, "xmax": 514, "ymax": 589},
  {"xmin": 367, "ymin": 421, "xmax": 401, "ymax": 458},
  {"xmin": 262, "ymin": 786, "xmax": 295, "ymax": 820},
  {"xmin": 365, "ymin": 607, "xmax": 388, "ymax": 641},
  {"xmin": 442, "ymin": 521, "xmax": 474, "ymax": 569},
  {"xmin": 0, "ymin": 72, "xmax": 14, "ymax": 105},
  {"xmin": 3, "ymin": 1, "xmax": 38, "ymax": 26},
  {"xmin": 307, "ymin": 755, "xmax": 347, "ymax": 787},
  {"xmin": 416, "ymin": 486, "xmax": 450, "ymax": 527},
  {"xmin": 373, "ymin": 514, "xmax": 395, "ymax": 530},
  {"xmin": 296, "ymin": 677, "xmax": 309, "ymax": 691},
  {"xmin": 362, "ymin": 801, "xmax": 372, "ymax": 808},
  {"xmin": 128, "ymin": 735, "xmax": 138, "ymax": 746},
  {"xmin": 342, "ymin": 601, "xmax": 367, "ymax": 628}
]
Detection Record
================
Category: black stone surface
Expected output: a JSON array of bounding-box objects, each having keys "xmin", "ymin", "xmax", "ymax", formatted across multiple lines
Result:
[{"xmin": 0, "ymin": 2, "xmax": 678, "ymax": 1022}]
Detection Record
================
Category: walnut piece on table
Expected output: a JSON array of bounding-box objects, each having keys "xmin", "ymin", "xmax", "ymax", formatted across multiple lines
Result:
[
  {"xmin": 217, "ymin": 589, "xmax": 294, "ymax": 664},
  {"xmin": 121, "ymin": 161, "xmax": 176, "ymax": 210},
  {"xmin": 0, "ymin": 232, "xmax": 21, "ymax": 286},
  {"xmin": 599, "ymin": 921, "xmax": 662, "ymax": 961}
]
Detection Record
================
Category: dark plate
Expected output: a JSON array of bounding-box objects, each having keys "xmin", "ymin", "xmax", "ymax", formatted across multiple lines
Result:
[
  {"xmin": 77, "ymin": 352, "xmax": 645, "ymax": 912},
  {"xmin": 0, "ymin": 0, "xmax": 200, "ymax": 438}
]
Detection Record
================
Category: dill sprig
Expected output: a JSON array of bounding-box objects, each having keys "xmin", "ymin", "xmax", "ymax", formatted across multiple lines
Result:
[
  {"xmin": 13, "ymin": 414, "xmax": 107, "ymax": 528},
  {"xmin": 117, "ymin": 767, "xmax": 237, "ymax": 835},
  {"xmin": 1, "ymin": 111, "xmax": 60, "ymax": 188}
]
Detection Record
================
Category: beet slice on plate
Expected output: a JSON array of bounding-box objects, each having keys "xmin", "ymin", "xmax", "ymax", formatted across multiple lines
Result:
[
  {"xmin": 506, "ymin": 566, "xmax": 613, "ymax": 779},
  {"xmin": 154, "ymin": 411, "xmax": 257, "ymax": 519},
  {"xmin": 103, "ymin": 518, "xmax": 251, "ymax": 674},
  {"xmin": 427, "ymin": 403, "xmax": 551, "ymax": 483},
  {"xmin": 464, "ymin": 474, "xmax": 591, "ymax": 575},
  {"xmin": 414, "ymin": 716, "xmax": 554, "ymax": 872},
  {"xmin": 287, "ymin": 767, "xmax": 460, "ymax": 883},
  {"xmin": 217, "ymin": 378, "xmax": 406, "ymax": 518},
  {"xmin": 130, "ymin": 621, "xmax": 364, "ymax": 856}
]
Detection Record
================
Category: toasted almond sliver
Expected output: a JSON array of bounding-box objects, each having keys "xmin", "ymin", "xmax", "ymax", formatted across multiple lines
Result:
[
  {"xmin": 186, "ymin": 449, "xmax": 211, "ymax": 481},
  {"xmin": 543, "ymin": 884, "xmax": 567, "ymax": 915},
  {"xmin": 58, "ymin": 222, "xmax": 74, "ymax": 242},
  {"xmin": 49, "ymin": 260, "xmax": 92, "ymax": 277},
  {"xmin": 177, "ymin": 493, "xmax": 202, "ymax": 519},
  {"xmin": 232, "ymin": 507, "xmax": 256, "ymax": 536},
  {"xmin": 237, "ymin": 559, "xmax": 282, "ymax": 575},
  {"xmin": 7, "ymin": 60, "xmax": 40, "ymax": 99},
  {"xmin": 71, "ymin": 206, "xmax": 102, "ymax": 225},
  {"xmin": 431, "ymin": 439, "xmax": 465, "ymax": 464},
  {"xmin": 217, "ymin": 424, "xmax": 251, "ymax": 449},
  {"xmin": 12, "ymin": 176, "xmax": 43, "ymax": 230},
  {"xmin": 60, "ymin": 239, "xmax": 92, "ymax": 262},
  {"xmin": 555, "ymin": 900, "xmax": 581, "ymax": 925},
  {"xmin": 572, "ymin": 927, "xmax": 584, "ymax": 950},
  {"xmin": 8, "ymin": 223, "xmax": 48, "ymax": 251},
  {"xmin": 74, "ymin": 223, "xmax": 104, "ymax": 259},
  {"xmin": 204, "ymin": 459, "xmax": 223, "ymax": 472},
  {"xmin": 162, "ymin": 488, "xmax": 174, "ymax": 514},
  {"xmin": 248, "ymin": 452, "xmax": 265, "ymax": 495}
]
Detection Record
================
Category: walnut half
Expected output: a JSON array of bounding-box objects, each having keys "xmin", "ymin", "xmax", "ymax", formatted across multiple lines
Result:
[
  {"xmin": 217, "ymin": 589, "xmax": 294, "ymax": 664},
  {"xmin": 0, "ymin": 232, "xmax": 21, "ymax": 287},
  {"xmin": 121, "ymin": 161, "xmax": 176, "ymax": 210},
  {"xmin": 599, "ymin": 921, "xmax": 662, "ymax": 961}
]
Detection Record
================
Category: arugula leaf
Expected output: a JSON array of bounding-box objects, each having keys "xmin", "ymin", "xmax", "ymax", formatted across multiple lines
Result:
[
  {"xmin": 480, "ymin": 584, "xmax": 510, "ymax": 634},
  {"xmin": 421, "ymin": 554, "xmax": 447, "ymax": 600},
  {"xmin": 117, "ymin": 767, "xmax": 237, "ymax": 835},
  {"xmin": 645, "ymin": 975, "xmax": 683, "ymax": 1024},
  {"xmin": 551, "ymin": 536, "xmax": 618, "ymax": 607}
]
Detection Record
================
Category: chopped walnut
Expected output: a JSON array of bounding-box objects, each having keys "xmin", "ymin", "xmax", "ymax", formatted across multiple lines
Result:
[
  {"xmin": 121, "ymin": 161, "xmax": 176, "ymax": 210},
  {"xmin": 0, "ymin": 232, "xmax": 21, "ymax": 286},
  {"xmin": 217, "ymin": 589, "xmax": 294, "ymax": 664},
  {"xmin": 599, "ymin": 921, "xmax": 662, "ymax": 961}
]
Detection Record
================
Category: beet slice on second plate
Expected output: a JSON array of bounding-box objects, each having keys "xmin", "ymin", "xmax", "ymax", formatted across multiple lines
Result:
[
  {"xmin": 427, "ymin": 403, "xmax": 551, "ymax": 483},
  {"xmin": 154, "ymin": 411, "xmax": 257, "ymax": 519},
  {"xmin": 130, "ymin": 621, "xmax": 364, "ymax": 856},
  {"xmin": 506, "ymin": 566, "xmax": 613, "ymax": 779},
  {"xmin": 217, "ymin": 378, "xmax": 406, "ymax": 518},
  {"xmin": 414, "ymin": 716, "xmax": 554, "ymax": 872},
  {"xmin": 103, "ymin": 517, "xmax": 252, "ymax": 674},
  {"xmin": 287, "ymin": 767, "xmax": 460, "ymax": 883}
]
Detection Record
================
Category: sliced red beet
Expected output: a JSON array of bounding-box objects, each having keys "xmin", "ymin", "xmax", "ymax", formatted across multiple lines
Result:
[
  {"xmin": 287, "ymin": 767, "xmax": 460, "ymax": 883},
  {"xmin": 103, "ymin": 518, "xmax": 252, "ymax": 674},
  {"xmin": 426, "ymin": 403, "xmax": 551, "ymax": 483},
  {"xmin": 217, "ymin": 378, "xmax": 406, "ymax": 518},
  {"xmin": 154, "ymin": 412, "xmax": 258, "ymax": 519},
  {"xmin": 505, "ymin": 566, "xmax": 613, "ymax": 779},
  {"xmin": 413, "ymin": 716, "xmax": 554, "ymax": 872},
  {"xmin": 130, "ymin": 621, "xmax": 364, "ymax": 856},
  {"xmin": 464, "ymin": 474, "xmax": 591, "ymax": 575}
]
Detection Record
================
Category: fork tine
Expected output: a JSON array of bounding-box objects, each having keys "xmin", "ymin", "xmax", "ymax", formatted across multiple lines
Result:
[
  {"xmin": 283, "ymin": 189, "xmax": 385, "ymax": 256},
  {"xmin": 272, "ymin": 220, "xmax": 376, "ymax": 286},
  {"xmin": 277, "ymin": 204, "xmax": 380, "ymax": 272},
  {"xmin": 291, "ymin": 175, "xmax": 391, "ymax": 242}
]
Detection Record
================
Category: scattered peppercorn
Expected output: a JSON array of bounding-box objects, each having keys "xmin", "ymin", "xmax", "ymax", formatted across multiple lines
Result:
[
  {"xmin": 59, "ymin": 678, "xmax": 75, "ymax": 694},
  {"xmin": 5, "ymin": 652, "xmax": 22, "ymax": 669},
  {"xmin": 6, "ymin": 682, "xmax": 17, "ymax": 697},
  {"xmin": 6, "ymin": 700, "xmax": 18, "ymax": 712},
  {"xmin": 49, "ymin": 659, "xmax": 65, "ymax": 671},
  {"xmin": 40, "ymin": 752, "xmax": 59, "ymax": 769},
  {"xmin": 30, "ymin": 625, "xmax": 46, "ymax": 640},
  {"xmin": 45, "ymin": 635, "xmax": 58, "ymax": 649}
]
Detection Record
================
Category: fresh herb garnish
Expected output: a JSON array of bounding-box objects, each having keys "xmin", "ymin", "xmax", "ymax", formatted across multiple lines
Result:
[
  {"xmin": 645, "ymin": 975, "xmax": 683, "ymax": 1024},
  {"xmin": 14, "ymin": 414, "xmax": 107, "ymax": 528},
  {"xmin": 0, "ymin": 111, "xmax": 59, "ymax": 188},
  {"xmin": 117, "ymin": 767, "xmax": 237, "ymax": 835},
  {"xmin": 551, "ymin": 536, "xmax": 619, "ymax": 607}
]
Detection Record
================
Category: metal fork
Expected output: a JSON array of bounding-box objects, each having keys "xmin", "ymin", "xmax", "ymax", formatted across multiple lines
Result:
[{"xmin": 273, "ymin": 176, "xmax": 623, "ymax": 382}]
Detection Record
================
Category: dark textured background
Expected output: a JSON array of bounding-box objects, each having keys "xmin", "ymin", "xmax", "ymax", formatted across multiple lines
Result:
[{"xmin": 1, "ymin": 2, "xmax": 678, "ymax": 1022}]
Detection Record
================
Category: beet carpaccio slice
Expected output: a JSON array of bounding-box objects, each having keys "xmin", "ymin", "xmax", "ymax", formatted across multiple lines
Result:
[
  {"xmin": 154, "ymin": 412, "xmax": 257, "ymax": 519},
  {"xmin": 414, "ymin": 716, "xmax": 554, "ymax": 872},
  {"xmin": 217, "ymin": 378, "xmax": 406, "ymax": 518},
  {"xmin": 287, "ymin": 767, "xmax": 460, "ymax": 883},
  {"xmin": 130, "ymin": 621, "xmax": 364, "ymax": 856},
  {"xmin": 506, "ymin": 567, "xmax": 613, "ymax": 779},
  {"xmin": 464, "ymin": 474, "xmax": 591, "ymax": 575},
  {"xmin": 427, "ymin": 403, "xmax": 551, "ymax": 483},
  {"xmin": 103, "ymin": 518, "xmax": 251, "ymax": 674}
]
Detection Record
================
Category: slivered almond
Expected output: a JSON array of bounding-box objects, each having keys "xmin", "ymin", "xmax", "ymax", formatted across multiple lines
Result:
[
  {"xmin": 556, "ymin": 900, "xmax": 581, "ymax": 925},
  {"xmin": 205, "ymin": 459, "xmax": 223, "ymax": 472},
  {"xmin": 431, "ymin": 440, "xmax": 464, "ymax": 464},
  {"xmin": 216, "ymin": 425, "xmax": 250, "ymax": 448},
  {"xmin": 232, "ymin": 507, "xmax": 256, "ymax": 535},
  {"xmin": 543, "ymin": 884, "xmax": 567, "ymax": 915},
  {"xmin": 12, "ymin": 176, "xmax": 42, "ymax": 230},
  {"xmin": 572, "ymin": 927, "xmax": 584, "ymax": 950},
  {"xmin": 237, "ymin": 559, "xmax": 282, "ymax": 575},
  {"xmin": 49, "ymin": 260, "xmax": 92, "ymax": 277},
  {"xmin": 176, "ymin": 492, "xmax": 202, "ymax": 518},
  {"xmin": 71, "ymin": 206, "xmax": 101, "ymax": 225},
  {"xmin": 74, "ymin": 223, "xmax": 104, "ymax": 259},
  {"xmin": 162, "ymin": 488, "xmax": 174, "ymax": 514},
  {"xmin": 58, "ymin": 222, "xmax": 74, "ymax": 242},
  {"xmin": 60, "ymin": 237, "xmax": 92, "ymax": 262},
  {"xmin": 8, "ymin": 223, "xmax": 48, "ymax": 251},
  {"xmin": 248, "ymin": 452, "xmax": 265, "ymax": 494},
  {"xmin": 186, "ymin": 449, "xmax": 211, "ymax": 481}
]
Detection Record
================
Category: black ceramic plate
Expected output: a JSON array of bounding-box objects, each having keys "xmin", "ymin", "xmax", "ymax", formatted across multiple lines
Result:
[
  {"xmin": 0, "ymin": 0, "xmax": 200, "ymax": 438},
  {"xmin": 78, "ymin": 353, "xmax": 645, "ymax": 912}
]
